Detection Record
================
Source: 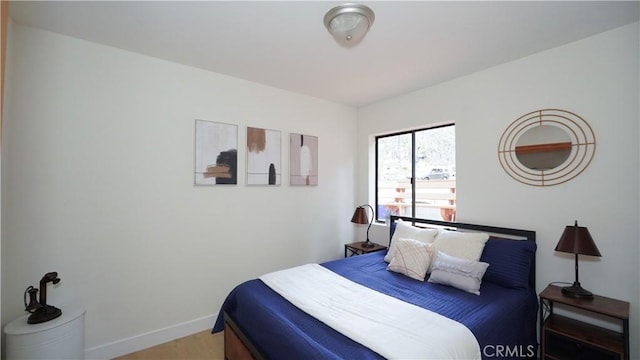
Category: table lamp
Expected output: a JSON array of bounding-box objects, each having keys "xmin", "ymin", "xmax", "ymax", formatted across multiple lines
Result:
[
  {"xmin": 351, "ymin": 204, "xmax": 375, "ymax": 248},
  {"xmin": 554, "ymin": 220, "xmax": 601, "ymax": 299}
]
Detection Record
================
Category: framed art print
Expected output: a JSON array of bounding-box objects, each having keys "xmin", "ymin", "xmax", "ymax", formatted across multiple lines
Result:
[
  {"xmin": 247, "ymin": 126, "xmax": 281, "ymax": 185},
  {"xmin": 290, "ymin": 133, "xmax": 318, "ymax": 186},
  {"xmin": 194, "ymin": 119, "xmax": 238, "ymax": 185}
]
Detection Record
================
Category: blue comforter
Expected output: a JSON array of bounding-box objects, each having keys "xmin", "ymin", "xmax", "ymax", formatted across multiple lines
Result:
[{"xmin": 213, "ymin": 252, "xmax": 537, "ymax": 359}]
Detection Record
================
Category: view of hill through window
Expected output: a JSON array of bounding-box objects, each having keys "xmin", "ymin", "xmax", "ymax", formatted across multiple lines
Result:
[{"xmin": 376, "ymin": 125, "xmax": 456, "ymax": 222}]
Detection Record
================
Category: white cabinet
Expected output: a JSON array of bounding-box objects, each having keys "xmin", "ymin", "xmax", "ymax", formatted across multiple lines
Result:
[{"xmin": 4, "ymin": 304, "xmax": 85, "ymax": 359}]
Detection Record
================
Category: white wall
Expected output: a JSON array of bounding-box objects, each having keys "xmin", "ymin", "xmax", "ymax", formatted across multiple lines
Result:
[
  {"xmin": 1, "ymin": 23, "xmax": 358, "ymax": 357},
  {"xmin": 359, "ymin": 22, "xmax": 639, "ymax": 357}
]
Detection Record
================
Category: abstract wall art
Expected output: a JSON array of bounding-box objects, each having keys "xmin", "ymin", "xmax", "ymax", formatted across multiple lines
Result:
[
  {"xmin": 194, "ymin": 119, "xmax": 238, "ymax": 185},
  {"xmin": 289, "ymin": 133, "xmax": 318, "ymax": 186},
  {"xmin": 247, "ymin": 127, "xmax": 281, "ymax": 185}
]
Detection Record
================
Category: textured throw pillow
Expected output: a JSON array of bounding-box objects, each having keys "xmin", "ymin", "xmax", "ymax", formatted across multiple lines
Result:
[
  {"xmin": 432, "ymin": 229, "xmax": 489, "ymax": 262},
  {"xmin": 385, "ymin": 219, "xmax": 438, "ymax": 262},
  {"xmin": 387, "ymin": 238, "xmax": 436, "ymax": 281},
  {"xmin": 428, "ymin": 251, "xmax": 490, "ymax": 295}
]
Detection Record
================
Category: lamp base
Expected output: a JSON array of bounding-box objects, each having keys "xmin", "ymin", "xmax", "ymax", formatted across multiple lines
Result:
[
  {"xmin": 561, "ymin": 283, "xmax": 594, "ymax": 299},
  {"xmin": 361, "ymin": 240, "xmax": 375, "ymax": 248}
]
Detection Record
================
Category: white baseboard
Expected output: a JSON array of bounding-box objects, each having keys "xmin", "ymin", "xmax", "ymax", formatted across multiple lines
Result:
[{"xmin": 84, "ymin": 313, "xmax": 218, "ymax": 359}]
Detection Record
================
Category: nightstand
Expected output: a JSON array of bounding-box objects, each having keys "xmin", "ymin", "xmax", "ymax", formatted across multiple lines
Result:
[
  {"xmin": 5, "ymin": 303, "xmax": 85, "ymax": 359},
  {"xmin": 539, "ymin": 285, "xmax": 629, "ymax": 360},
  {"xmin": 344, "ymin": 241, "xmax": 387, "ymax": 257}
]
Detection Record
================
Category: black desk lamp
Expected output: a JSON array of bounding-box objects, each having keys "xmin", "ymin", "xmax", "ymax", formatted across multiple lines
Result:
[
  {"xmin": 554, "ymin": 220, "xmax": 601, "ymax": 299},
  {"xmin": 351, "ymin": 204, "xmax": 375, "ymax": 248}
]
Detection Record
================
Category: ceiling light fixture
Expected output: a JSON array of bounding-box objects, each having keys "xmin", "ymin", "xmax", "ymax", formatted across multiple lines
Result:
[{"xmin": 324, "ymin": 3, "xmax": 375, "ymax": 48}]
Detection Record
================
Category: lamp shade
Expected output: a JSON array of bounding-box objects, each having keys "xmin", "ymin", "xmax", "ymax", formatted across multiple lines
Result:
[
  {"xmin": 351, "ymin": 207, "xmax": 369, "ymax": 225},
  {"xmin": 555, "ymin": 221, "xmax": 601, "ymax": 257},
  {"xmin": 324, "ymin": 3, "xmax": 375, "ymax": 48}
]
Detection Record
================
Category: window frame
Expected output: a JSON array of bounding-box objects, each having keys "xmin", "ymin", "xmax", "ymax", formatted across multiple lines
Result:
[{"xmin": 374, "ymin": 123, "xmax": 455, "ymax": 223}]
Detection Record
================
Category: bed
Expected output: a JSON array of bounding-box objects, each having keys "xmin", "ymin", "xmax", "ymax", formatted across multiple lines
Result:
[{"xmin": 212, "ymin": 215, "xmax": 538, "ymax": 359}]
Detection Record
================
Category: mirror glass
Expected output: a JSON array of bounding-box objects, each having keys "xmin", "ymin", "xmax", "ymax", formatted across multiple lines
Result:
[{"xmin": 515, "ymin": 125, "xmax": 571, "ymax": 170}]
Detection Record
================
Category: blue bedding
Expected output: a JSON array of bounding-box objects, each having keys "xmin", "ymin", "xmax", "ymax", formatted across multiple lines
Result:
[{"xmin": 213, "ymin": 251, "xmax": 537, "ymax": 359}]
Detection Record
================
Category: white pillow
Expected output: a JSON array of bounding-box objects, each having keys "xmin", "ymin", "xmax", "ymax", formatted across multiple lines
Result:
[
  {"xmin": 387, "ymin": 238, "xmax": 436, "ymax": 281},
  {"xmin": 432, "ymin": 229, "xmax": 489, "ymax": 261},
  {"xmin": 428, "ymin": 251, "xmax": 490, "ymax": 295},
  {"xmin": 385, "ymin": 219, "xmax": 438, "ymax": 262}
]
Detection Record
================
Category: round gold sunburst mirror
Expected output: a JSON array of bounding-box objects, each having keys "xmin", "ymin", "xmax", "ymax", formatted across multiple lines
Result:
[{"xmin": 498, "ymin": 109, "xmax": 596, "ymax": 186}]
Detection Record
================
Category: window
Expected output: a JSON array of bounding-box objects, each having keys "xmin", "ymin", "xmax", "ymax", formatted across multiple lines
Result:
[{"xmin": 375, "ymin": 124, "xmax": 455, "ymax": 222}]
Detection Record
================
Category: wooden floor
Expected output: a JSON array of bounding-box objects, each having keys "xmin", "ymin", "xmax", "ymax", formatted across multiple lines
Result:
[{"xmin": 114, "ymin": 330, "xmax": 224, "ymax": 360}]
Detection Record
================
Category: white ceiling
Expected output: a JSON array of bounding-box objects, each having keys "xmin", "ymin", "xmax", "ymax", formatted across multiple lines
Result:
[{"xmin": 8, "ymin": 1, "xmax": 640, "ymax": 107}]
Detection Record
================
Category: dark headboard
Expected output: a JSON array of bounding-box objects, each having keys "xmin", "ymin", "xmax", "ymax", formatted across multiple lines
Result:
[{"xmin": 389, "ymin": 215, "xmax": 537, "ymax": 291}]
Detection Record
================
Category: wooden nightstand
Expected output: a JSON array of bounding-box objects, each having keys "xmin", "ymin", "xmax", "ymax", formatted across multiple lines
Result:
[
  {"xmin": 539, "ymin": 285, "xmax": 629, "ymax": 360},
  {"xmin": 344, "ymin": 241, "xmax": 387, "ymax": 257}
]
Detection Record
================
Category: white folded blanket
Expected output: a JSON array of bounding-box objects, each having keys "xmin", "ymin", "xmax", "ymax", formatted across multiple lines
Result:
[{"xmin": 260, "ymin": 263, "xmax": 481, "ymax": 360}]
